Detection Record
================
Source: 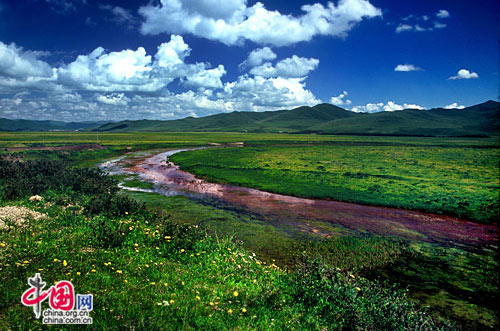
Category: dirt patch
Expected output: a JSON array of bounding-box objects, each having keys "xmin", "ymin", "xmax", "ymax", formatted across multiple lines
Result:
[
  {"xmin": 5, "ymin": 144, "xmax": 106, "ymax": 152},
  {"xmin": 0, "ymin": 206, "xmax": 48, "ymax": 230}
]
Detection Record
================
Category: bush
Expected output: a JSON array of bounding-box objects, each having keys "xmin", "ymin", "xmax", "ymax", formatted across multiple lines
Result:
[
  {"xmin": 0, "ymin": 159, "xmax": 117, "ymax": 200},
  {"xmin": 287, "ymin": 256, "xmax": 453, "ymax": 330}
]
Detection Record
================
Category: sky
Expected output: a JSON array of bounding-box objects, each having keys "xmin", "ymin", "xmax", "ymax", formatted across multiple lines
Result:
[{"xmin": 0, "ymin": 0, "xmax": 498, "ymax": 122}]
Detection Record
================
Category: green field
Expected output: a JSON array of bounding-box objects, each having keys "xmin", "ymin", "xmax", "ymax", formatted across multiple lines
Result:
[
  {"xmin": 170, "ymin": 144, "xmax": 499, "ymax": 223},
  {"xmin": 0, "ymin": 132, "xmax": 498, "ymax": 329}
]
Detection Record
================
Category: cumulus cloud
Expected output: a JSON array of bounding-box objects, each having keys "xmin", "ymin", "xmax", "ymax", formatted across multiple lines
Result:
[
  {"xmin": 351, "ymin": 101, "xmax": 424, "ymax": 113},
  {"xmin": 183, "ymin": 64, "xmax": 226, "ymax": 88},
  {"xmin": 56, "ymin": 35, "xmax": 228, "ymax": 92},
  {"xmin": 220, "ymin": 75, "xmax": 320, "ymax": 110},
  {"xmin": 448, "ymin": 69, "xmax": 479, "ymax": 80},
  {"xmin": 330, "ymin": 91, "xmax": 351, "ymax": 105},
  {"xmin": 0, "ymin": 38, "xmax": 327, "ymax": 121},
  {"xmin": 436, "ymin": 10, "xmax": 450, "ymax": 18},
  {"xmin": 0, "ymin": 42, "xmax": 54, "ymax": 80},
  {"xmin": 239, "ymin": 47, "xmax": 276, "ymax": 69},
  {"xmin": 434, "ymin": 22, "xmax": 446, "ymax": 29},
  {"xmin": 250, "ymin": 55, "xmax": 319, "ymax": 78},
  {"xmin": 96, "ymin": 93, "xmax": 130, "ymax": 106},
  {"xmin": 394, "ymin": 64, "xmax": 422, "ymax": 72},
  {"xmin": 444, "ymin": 102, "xmax": 465, "ymax": 109},
  {"xmin": 139, "ymin": 0, "xmax": 382, "ymax": 46}
]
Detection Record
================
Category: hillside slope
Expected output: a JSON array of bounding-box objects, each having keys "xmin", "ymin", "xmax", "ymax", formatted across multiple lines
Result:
[{"xmin": 94, "ymin": 100, "xmax": 499, "ymax": 136}]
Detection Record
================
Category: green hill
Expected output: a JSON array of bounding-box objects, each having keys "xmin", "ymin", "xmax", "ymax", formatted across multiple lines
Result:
[
  {"xmin": 94, "ymin": 100, "xmax": 499, "ymax": 136},
  {"xmin": 310, "ymin": 100, "xmax": 500, "ymax": 136},
  {"xmin": 3, "ymin": 100, "xmax": 498, "ymax": 136},
  {"xmin": 0, "ymin": 118, "xmax": 107, "ymax": 131}
]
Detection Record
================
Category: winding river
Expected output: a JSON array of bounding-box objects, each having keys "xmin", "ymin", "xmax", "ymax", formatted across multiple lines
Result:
[{"xmin": 100, "ymin": 148, "xmax": 498, "ymax": 248}]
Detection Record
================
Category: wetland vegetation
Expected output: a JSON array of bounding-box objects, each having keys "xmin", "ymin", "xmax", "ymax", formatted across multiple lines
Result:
[{"xmin": 0, "ymin": 132, "xmax": 498, "ymax": 330}]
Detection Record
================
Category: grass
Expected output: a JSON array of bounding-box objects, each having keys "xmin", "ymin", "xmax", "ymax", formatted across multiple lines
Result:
[
  {"xmin": 0, "ymin": 162, "xmax": 449, "ymax": 330},
  {"xmin": 0, "ymin": 132, "xmax": 498, "ymax": 329},
  {"xmin": 170, "ymin": 145, "xmax": 500, "ymax": 223},
  {"xmin": 125, "ymin": 191, "xmax": 499, "ymax": 330}
]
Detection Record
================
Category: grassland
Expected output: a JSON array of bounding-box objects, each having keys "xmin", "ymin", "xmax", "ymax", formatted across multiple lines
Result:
[
  {"xmin": 170, "ymin": 144, "xmax": 500, "ymax": 223},
  {"xmin": 0, "ymin": 132, "xmax": 498, "ymax": 329},
  {"xmin": 0, "ymin": 159, "xmax": 449, "ymax": 330}
]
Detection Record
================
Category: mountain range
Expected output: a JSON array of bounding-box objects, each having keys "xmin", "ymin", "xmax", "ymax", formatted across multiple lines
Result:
[
  {"xmin": 1, "ymin": 100, "xmax": 498, "ymax": 137},
  {"xmin": 0, "ymin": 119, "xmax": 107, "ymax": 132}
]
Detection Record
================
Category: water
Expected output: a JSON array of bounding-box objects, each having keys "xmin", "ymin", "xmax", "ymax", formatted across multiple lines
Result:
[{"xmin": 100, "ymin": 149, "xmax": 498, "ymax": 248}]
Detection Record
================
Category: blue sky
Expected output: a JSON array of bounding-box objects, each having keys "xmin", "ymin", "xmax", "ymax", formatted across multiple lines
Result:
[{"xmin": 0, "ymin": 0, "xmax": 498, "ymax": 121}]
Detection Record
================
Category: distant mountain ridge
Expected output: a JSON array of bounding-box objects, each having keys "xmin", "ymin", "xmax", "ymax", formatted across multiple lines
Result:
[
  {"xmin": 0, "ymin": 118, "xmax": 108, "ymax": 132},
  {"xmin": 93, "ymin": 100, "xmax": 499, "ymax": 137},
  {"xmin": 1, "ymin": 100, "xmax": 498, "ymax": 137}
]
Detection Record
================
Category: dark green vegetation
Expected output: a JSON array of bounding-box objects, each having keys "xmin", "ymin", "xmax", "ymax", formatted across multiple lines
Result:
[
  {"xmin": 94, "ymin": 100, "xmax": 499, "ymax": 137},
  {"xmin": 170, "ymin": 144, "xmax": 500, "ymax": 224},
  {"xmin": 0, "ymin": 118, "xmax": 107, "ymax": 132},
  {"xmin": 0, "ymin": 159, "xmax": 451, "ymax": 330}
]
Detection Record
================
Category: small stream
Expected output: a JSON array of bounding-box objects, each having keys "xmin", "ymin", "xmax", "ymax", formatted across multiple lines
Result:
[{"xmin": 100, "ymin": 148, "xmax": 498, "ymax": 248}]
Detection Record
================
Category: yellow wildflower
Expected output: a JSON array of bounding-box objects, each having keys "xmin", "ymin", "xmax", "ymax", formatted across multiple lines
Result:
[
  {"xmin": 117, "ymin": 270, "xmax": 123, "ymax": 274},
  {"xmin": 180, "ymin": 249, "xmax": 185, "ymax": 253},
  {"xmin": 227, "ymin": 309, "xmax": 233, "ymax": 314},
  {"xmin": 356, "ymin": 287, "xmax": 361, "ymax": 291},
  {"xmin": 196, "ymin": 296, "xmax": 200, "ymax": 300},
  {"xmin": 209, "ymin": 302, "xmax": 214, "ymax": 306},
  {"xmin": 76, "ymin": 272, "xmax": 81, "ymax": 276},
  {"xmin": 241, "ymin": 308, "xmax": 247, "ymax": 313},
  {"xmin": 63, "ymin": 260, "xmax": 67, "ymax": 267},
  {"xmin": 233, "ymin": 291, "xmax": 239, "ymax": 297}
]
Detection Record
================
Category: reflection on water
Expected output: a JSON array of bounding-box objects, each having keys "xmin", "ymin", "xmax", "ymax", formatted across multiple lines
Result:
[{"xmin": 100, "ymin": 149, "xmax": 498, "ymax": 248}]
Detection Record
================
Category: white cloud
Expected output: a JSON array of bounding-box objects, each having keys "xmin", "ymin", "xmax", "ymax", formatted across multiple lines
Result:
[
  {"xmin": 155, "ymin": 35, "xmax": 191, "ymax": 68},
  {"xmin": 444, "ymin": 102, "xmax": 465, "ymax": 109},
  {"xmin": 396, "ymin": 10, "xmax": 449, "ymax": 33},
  {"xmin": 448, "ymin": 69, "xmax": 479, "ymax": 80},
  {"xmin": 436, "ymin": 10, "xmax": 450, "ymax": 18},
  {"xmin": 0, "ymin": 42, "xmax": 54, "ymax": 80},
  {"xmin": 394, "ymin": 64, "xmax": 422, "ymax": 72},
  {"xmin": 395, "ymin": 24, "xmax": 413, "ymax": 33},
  {"xmin": 96, "ymin": 93, "xmax": 130, "ymax": 106},
  {"xmin": 220, "ymin": 75, "xmax": 320, "ymax": 110},
  {"xmin": 56, "ymin": 35, "xmax": 229, "ymax": 92},
  {"xmin": 139, "ymin": 0, "xmax": 382, "ymax": 46},
  {"xmin": 184, "ymin": 64, "xmax": 226, "ymax": 88},
  {"xmin": 239, "ymin": 47, "xmax": 276, "ymax": 69},
  {"xmin": 250, "ymin": 55, "xmax": 319, "ymax": 78},
  {"xmin": 351, "ymin": 101, "xmax": 423, "ymax": 113},
  {"xmin": 0, "ymin": 38, "xmax": 327, "ymax": 121},
  {"xmin": 330, "ymin": 91, "xmax": 351, "ymax": 105}
]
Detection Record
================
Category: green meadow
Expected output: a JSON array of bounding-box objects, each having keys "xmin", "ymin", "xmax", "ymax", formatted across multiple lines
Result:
[
  {"xmin": 170, "ymin": 144, "xmax": 500, "ymax": 223},
  {"xmin": 0, "ymin": 132, "xmax": 498, "ymax": 329}
]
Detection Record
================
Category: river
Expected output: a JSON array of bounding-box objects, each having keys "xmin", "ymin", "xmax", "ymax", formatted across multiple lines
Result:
[{"xmin": 99, "ymin": 148, "xmax": 498, "ymax": 248}]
